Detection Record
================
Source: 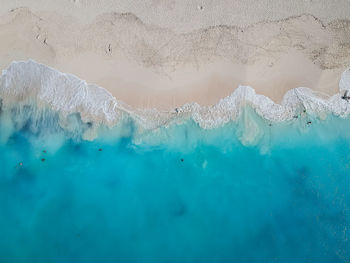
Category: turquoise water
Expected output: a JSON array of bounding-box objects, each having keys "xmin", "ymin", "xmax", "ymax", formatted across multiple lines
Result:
[{"xmin": 0, "ymin": 105, "xmax": 350, "ymax": 263}]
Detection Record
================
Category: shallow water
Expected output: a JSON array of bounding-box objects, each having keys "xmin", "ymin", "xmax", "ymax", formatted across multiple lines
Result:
[{"xmin": 0, "ymin": 105, "xmax": 350, "ymax": 263}]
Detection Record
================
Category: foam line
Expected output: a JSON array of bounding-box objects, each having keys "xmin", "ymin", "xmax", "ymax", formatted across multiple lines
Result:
[{"xmin": 0, "ymin": 60, "xmax": 349, "ymax": 133}]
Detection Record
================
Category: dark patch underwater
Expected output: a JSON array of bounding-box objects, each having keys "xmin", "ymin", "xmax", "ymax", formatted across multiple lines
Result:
[{"xmin": 0, "ymin": 104, "xmax": 350, "ymax": 263}]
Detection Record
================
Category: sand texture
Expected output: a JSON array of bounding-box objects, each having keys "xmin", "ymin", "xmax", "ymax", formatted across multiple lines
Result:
[
  {"xmin": 1, "ymin": 61, "xmax": 349, "ymax": 142},
  {"xmin": 0, "ymin": 1, "xmax": 349, "ymax": 109}
]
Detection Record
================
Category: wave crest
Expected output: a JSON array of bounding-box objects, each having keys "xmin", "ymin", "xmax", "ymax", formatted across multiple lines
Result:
[{"xmin": 0, "ymin": 60, "xmax": 349, "ymax": 139}]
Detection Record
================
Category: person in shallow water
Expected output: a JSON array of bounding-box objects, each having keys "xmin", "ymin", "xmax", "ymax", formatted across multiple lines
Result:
[
  {"xmin": 2, "ymin": 107, "xmax": 350, "ymax": 263},
  {"xmin": 342, "ymin": 90, "xmax": 350, "ymax": 101}
]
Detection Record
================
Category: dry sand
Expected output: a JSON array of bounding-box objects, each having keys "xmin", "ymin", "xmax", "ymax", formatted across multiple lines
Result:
[{"xmin": 0, "ymin": 1, "xmax": 349, "ymax": 109}]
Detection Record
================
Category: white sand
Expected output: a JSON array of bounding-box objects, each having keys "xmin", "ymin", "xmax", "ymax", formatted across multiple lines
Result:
[{"xmin": 0, "ymin": 1, "xmax": 349, "ymax": 109}]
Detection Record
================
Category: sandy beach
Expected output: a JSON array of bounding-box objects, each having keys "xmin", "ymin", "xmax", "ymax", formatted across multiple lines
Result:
[
  {"xmin": 2, "ymin": 3, "xmax": 350, "ymax": 260},
  {"xmin": 0, "ymin": 0, "xmax": 349, "ymax": 109}
]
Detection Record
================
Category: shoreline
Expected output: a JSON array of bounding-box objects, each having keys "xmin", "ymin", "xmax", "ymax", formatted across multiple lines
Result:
[
  {"xmin": 52, "ymin": 51, "xmax": 345, "ymax": 110},
  {"xmin": 1, "ymin": 60, "xmax": 349, "ymax": 135},
  {"xmin": 0, "ymin": 55, "xmax": 345, "ymax": 110},
  {"xmin": 0, "ymin": 7, "xmax": 349, "ymax": 109}
]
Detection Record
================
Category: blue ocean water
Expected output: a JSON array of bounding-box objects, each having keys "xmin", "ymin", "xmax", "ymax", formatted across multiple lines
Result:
[{"xmin": 0, "ymin": 105, "xmax": 350, "ymax": 263}]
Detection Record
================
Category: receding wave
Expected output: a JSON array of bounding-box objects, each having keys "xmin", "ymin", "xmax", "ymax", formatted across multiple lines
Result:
[
  {"xmin": 1, "ymin": 60, "xmax": 350, "ymax": 263},
  {"xmin": 0, "ymin": 60, "xmax": 349, "ymax": 142}
]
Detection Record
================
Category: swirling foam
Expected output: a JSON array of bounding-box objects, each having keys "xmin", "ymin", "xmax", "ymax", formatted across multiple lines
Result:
[{"xmin": 0, "ymin": 60, "xmax": 349, "ymax": 137}]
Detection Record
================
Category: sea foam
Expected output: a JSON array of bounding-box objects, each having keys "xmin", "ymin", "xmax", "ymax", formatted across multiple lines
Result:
[
  {"xmin": 0, "ymin": 60, "xmax": 349, "ymax": 140},
  {"xmin": 1, "ymin": 61, "xmax": 350, "ymax": 263}
]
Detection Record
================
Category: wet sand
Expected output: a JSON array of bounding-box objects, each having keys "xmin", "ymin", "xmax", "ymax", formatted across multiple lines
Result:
[{"xmin": 0, "ymin": 1, "xmax": 349, "ymax": 109}]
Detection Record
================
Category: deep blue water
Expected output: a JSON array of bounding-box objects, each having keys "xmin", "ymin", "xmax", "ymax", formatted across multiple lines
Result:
[{"xmin": 0, "ymin": 105, "xmax": 350, "ymax": 263}]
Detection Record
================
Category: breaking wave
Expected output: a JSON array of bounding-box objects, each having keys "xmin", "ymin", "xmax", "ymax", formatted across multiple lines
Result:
[{"xmin": 0, "ymin": 60, "xmax": 349, "ymax": 142}]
